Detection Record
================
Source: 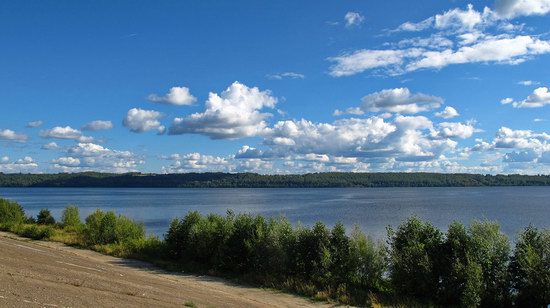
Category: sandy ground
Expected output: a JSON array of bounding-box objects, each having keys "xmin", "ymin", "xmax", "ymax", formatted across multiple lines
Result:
[{"xmin": 0, "ymin": 232, "xmax": 338, "ymax": 308}]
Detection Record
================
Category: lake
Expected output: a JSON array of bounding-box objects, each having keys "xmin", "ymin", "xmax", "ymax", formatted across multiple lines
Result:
[{"xmin": 0, "ymin": 187, "xmax": 548, "ymax": 240}]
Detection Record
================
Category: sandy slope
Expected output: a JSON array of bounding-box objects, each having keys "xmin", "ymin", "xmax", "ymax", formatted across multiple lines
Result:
[{"xmin": 0, "ymin": 232, "xmax": 337, "ymax": 308}]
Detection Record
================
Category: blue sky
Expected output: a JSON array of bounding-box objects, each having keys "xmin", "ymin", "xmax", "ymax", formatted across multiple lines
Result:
[{"xmin": 1, "ymin": 0, "xmax": 550, "ymax": 174}]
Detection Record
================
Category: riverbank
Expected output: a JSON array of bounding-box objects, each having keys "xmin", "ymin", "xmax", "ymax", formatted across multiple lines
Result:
[{"xmin": 0, "ymin": 231, "xmax": 335, "ymax": 308}]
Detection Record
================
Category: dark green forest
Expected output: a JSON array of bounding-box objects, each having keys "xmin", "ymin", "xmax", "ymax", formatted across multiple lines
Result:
[{"xmin": 1, "ymin": 172, "xmax": 550, "ymax": 187}]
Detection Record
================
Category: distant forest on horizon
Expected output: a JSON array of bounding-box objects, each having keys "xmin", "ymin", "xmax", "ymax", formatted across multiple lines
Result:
[{"xmin": 1, "ymin": 172, "xmax": 550, "ymax": 188}]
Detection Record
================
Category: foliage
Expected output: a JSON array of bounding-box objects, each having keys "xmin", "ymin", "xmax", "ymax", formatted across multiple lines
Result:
[
  {"xmin": 509, "ymin": 226, "xmax": 550, "ymax": 307},
  {"xmin": 37, "ymin": 208, "xmax": 56, "ymax": 225},
  {"xmin": 0, "ymin": 198, "xmax": 25, "ymax": 225},
  {"xmin": 61, "ymin": 205, "xmax": 81, "ymax": 229},
  {"xmin": 2, "ymin": 171, "xmax": 550, "ymax": 188},
  {"xmin": 468, "ymin": 220, "xmax": 511, "ymax": 307},
  {"xmin": 2, "ymin": 198, "xmax": 550, "ymax": 307},
  {"xmin": 83, "ymin": 209, "xmax": 145, "ymax": 245},
  {"xmin": 388, "ymin": 217, "xmax": 444, "ymax": 301}
]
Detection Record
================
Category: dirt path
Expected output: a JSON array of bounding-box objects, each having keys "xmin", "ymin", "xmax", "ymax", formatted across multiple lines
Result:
[{"xmin": 0, "ymin": 232, "xmax": 338, "ymax": 308}]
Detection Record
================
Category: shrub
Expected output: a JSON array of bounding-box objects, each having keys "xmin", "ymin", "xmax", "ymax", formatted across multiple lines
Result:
[
  {"xmin": 37, "ymin": 209, "xmax": 56, "ymax": 225},
  {"xmin": 83, "ymin": 209, "xmax": 144, "ymax": 246},
  {"xmin": 0, "ymin": 198, "xmax": 25, "ymax": 225},
  {"xmin": 61, "ymin": 205, "xmax": 81, "ymax": 229},
  {"xmin": 509, "ymin": 226, "xmax": 550, "ymax": 307},
  {"xmin": 19, "ymin": 224, "xmax": 55, "ymax": 240},
  {"xmin": 388, "ymin": 217, "xmax": 443, "ymax": 302}
]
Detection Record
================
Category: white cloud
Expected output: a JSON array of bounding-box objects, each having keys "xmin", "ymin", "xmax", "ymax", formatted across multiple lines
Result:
[
  {"xmin": 53, "ymin": 157, "xmax": 81, "ymax": 167},
  {"xmin": 358, "ymin": 88, "xmax": 443, "ymax": 114},
  {"xmin": 52, "ymin": 142, "xmax": 142, "ymax": 173},
  {"xmin": 0, "ymin": 156, "xmax": 38, "ymax": 173},
  {"xmin": 501, "ymin": 87, "xmax": 550, "ymax": 108},
  {"xmin": 41, "ymin": 142, "xmax": 59, "ymax": 150},
  {"xmin": 407, "ymin": 35, "xmax": 550, "ymax": 72},
  {"xmin": 434, "ymin": 4, "xmax": 484, "ymax": 31},
  {"xmin": 435, "ymin": 106, "xmax": 460, "ymax": 119},
  {"xmin": 82, "ymin": 120, "xmax": 113, "ymax": 131},
  {"xmin": 266, "ymin": 117, "xmax": 397, "ymax": 157},
  {"xmin": 123, "ymin": 108, "xmax": 165, "ymax": 133},
  {"xmin": 533, "ymin": 118, "xmax": 547, "ymax": 122},
  {"xmin": 266, "ymin": 72, "xmax": 305, "ymax": 80},
  {"xmin": 394, "ymin": 17, "xmax": 434, "ymax": 32},
  {"xmin": 344, "ymin": 12, "xmax": 364, "ymax": 28},
  {"xmin": 0, "ymin": 129, "xmax": 28, "ymax": 142},
  {"xmin": 494, "ymin": 0, "xmax": 550, "ymax": 18},
  {"xmin": 148, "ymin": 86, "xmax": 197, "ymax": 106},
  {"xmin": 435, "ymin": 122, "xmax": 476, "ymax": 139},
  {"xmin": 517, "ymin": 80, "xmax": 539, "ymax": 86},
  {"xmin": 169, "ymin": 81, "xmax": 277, "ymax": 139},
  {"xmin": 161, "ymin": 152, "xmax": 231, "ymax": 173},
  {"xmin": 328, "ymin": 49, "xmax": 420, "ymax": 77},
  {"xmin": 26, "ymin": 120, "xmax": 43, "ymax": 128},
  {"xmin": 40, "ymin": 126, "xmax": 93, "ymax": 142}
]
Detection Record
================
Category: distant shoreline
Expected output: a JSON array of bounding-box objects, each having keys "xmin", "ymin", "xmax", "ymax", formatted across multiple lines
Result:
[{"xmin": 1, "ymin": 172, "xmax": 549, "ymax": 188}]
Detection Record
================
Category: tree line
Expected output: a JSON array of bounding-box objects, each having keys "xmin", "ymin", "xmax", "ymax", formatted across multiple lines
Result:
[{"xmin": 1, "ymin": 171, "xmax": 550, "ymax": 187}]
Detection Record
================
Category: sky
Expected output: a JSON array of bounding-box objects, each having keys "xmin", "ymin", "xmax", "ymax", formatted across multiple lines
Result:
[{"xmin": 1, "ymin": 0, "xmax": 550, "ymax": 175}]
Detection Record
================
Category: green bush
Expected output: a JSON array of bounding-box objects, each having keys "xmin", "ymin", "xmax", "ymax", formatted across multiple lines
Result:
[
  {"xmin": 509, "ymin": 226, "xmax": 550, "ymax": 307},
  {"xmin": 37, "ymin": 208, "xmax": 56, "ymax": 225},
  {"xmin": 18, "ymin": 224, "xmax": 55, "ymax": 240},
  {"xmin": 61, "ymin": 205, "xmax": 81, "ymax": 229},
  {"xmin": 0, "ymin": 198, "xmax": 25, "ymax": 225},
  {"xmin": 83, "ymin": 209, "xmax": 145, "ymax": 246},
  {"xmin": 388, "ymin": 217, "xmax": 443, "ymax": 302}
]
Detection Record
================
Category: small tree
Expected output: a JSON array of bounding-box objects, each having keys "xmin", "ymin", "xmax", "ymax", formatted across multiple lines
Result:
[
  {"xmin": 469, "ymin": 220, "xmax": 511, "ymax": 307},
  {"xmin": 37, "ymin": 209, "xmax": 55, "ymax": 225},
  {"xmin": 61, "ymin": 205, "xmax": 81, "ymax": 229},
  {"xmin": 388, "ymin": 217, "xmax": 443, "ymax": 302},
  {"xmin": 509, "ymin": 226, "xmax": 550, "ymax": 307},
  {"xmin": 0, "ymin": 199, "xmax": 25, "ymax": 225}
]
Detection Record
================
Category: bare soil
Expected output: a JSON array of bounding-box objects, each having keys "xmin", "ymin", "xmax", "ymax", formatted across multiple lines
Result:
[{"xmin": 0, "ymin": 232, "xmax": 338, "ymax": 308}]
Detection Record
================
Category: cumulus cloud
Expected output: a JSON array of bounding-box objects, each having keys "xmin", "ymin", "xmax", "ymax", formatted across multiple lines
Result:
[
  {"xmin": 82, "ymin": 120, "xmax": 113, "ymax": 131},
  {"xmin": 148, "ymin": 86, "xmax": 197, "ymax": 106},
  {"xmin": 169, "ymin": 81, "xmax": 277, "ymax": 139},
  {"xmin": 501, "ymin": 87, "xmax": 550, "ymax": 108},
  {"xmin": 344, "ymin": 12, "xmax": 364, "ymax": 28},
  {"xmin": 266, "ymin": 72, "xmax": 305, "ymax": 80},
  {"xmin": 434, "ymin": 122, "xmax": 476, "ymax": 139},
  {"xmin": 41, "ymin": 142, "xmax": 59, "ymax": 150},
  {"xmin": 494, "ymin": 0, "xmax": 550, "ymax": 18},
  {"xmin": 26, "ymin": 120, "xmax": 43, "ymax": 128},
  {"xmin": 161, "ymin": 153, "xmax": 231, "ymax": 173},
  {"xmin": 434, "ymin": 4, "xmax": 484, "ymax": 31},
  {"xmin": 435, "ymin": 106, "xmax": 460, "ymax": 119},
  {"xmin": 52, "ymin": 143, "xmax": 142, "ymax": 173},
  {"xmin": 123, "ymin": 108, "xmax": 165, "ymax": 133},
  {"xmin": 0, "ymin": 156, "xmax": 38, "ymax": 173},
  {"xmin": 0, "ymin": 129, "xmax": 28, "ymax": 142},
  {"xmin": 40, "ymin": 126, "xmax": 93, "ymax": 142},
  {"xmin": 359, "ymin": 88, "xmax": 443, "ymax": 114}
]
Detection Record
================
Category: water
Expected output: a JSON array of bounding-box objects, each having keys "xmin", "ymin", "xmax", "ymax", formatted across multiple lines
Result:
[{"xmin": 1, "ymin": 187, "xmax": 549, "ymax": 240}]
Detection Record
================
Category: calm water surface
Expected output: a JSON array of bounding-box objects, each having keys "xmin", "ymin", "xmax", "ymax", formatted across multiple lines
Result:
[{"xmin": 0, "ymin": 187, "xmax": 548, "ymax": 240}]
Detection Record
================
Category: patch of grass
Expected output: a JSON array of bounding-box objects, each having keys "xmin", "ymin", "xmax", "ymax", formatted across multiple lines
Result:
[{"xmin": 183, "ymin": 301, "xmax": 197, "ymax": 307}]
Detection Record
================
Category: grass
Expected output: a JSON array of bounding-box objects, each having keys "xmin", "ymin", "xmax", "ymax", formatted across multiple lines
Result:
[{"xmin": 183, "ymin": 301, "xmax": 197, "ymax": 307}]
